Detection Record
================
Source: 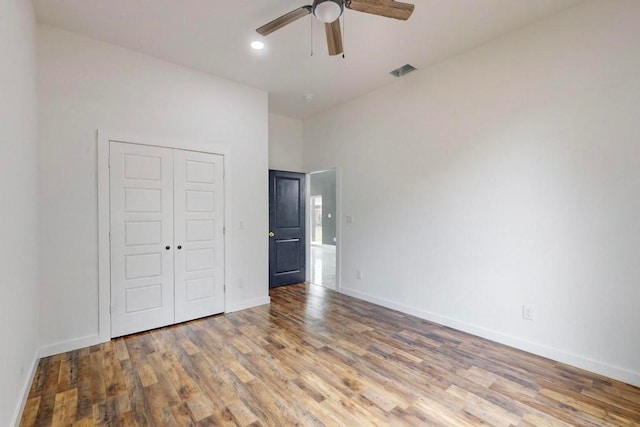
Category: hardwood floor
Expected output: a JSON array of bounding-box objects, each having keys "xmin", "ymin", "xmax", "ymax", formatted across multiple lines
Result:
[{"xmin": 21, "ymin": 283, "xmax": 640, "ymax": 426}]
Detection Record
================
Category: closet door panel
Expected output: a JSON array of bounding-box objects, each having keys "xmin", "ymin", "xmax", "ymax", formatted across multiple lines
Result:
[
  {"xmin": 110, "ymin": 142, "xmax": 175, "ymax": 337},
  {"xmin": 174, "ymin": 150, "xmax": 225, "ymax": 322}
]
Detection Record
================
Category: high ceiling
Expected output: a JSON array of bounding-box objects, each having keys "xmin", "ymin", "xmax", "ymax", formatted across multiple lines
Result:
[{"xmin": 33, "ymin": 0, "xmax": 584, "ymax": 119}]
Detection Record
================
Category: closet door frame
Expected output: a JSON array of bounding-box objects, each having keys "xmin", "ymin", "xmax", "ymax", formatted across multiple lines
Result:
[{"xmin": 98, "ymin": 130, "xmax": 229, "ymax": 342}]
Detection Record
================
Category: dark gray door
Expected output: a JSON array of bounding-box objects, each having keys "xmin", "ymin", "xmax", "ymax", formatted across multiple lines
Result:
[{"xmin": 269, "ymin": 170, "xmax": 306, "ymax": 287}]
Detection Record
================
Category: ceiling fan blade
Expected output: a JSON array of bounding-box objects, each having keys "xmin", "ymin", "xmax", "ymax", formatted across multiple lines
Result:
[
  {"xmin": 346, "ymin": 0, "xmax": 414, "ymax": 20},
  {"xmin": 256, "ymin": 6, "xmax": 312, "ymax": 36},
  {"xmin": 325, "ymin": 20, "xmax": 344, "ymax": 56}
]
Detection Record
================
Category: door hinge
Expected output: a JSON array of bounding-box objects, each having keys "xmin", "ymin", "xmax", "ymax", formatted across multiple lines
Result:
[
  {"xmin": 108, "ymin": 157, "xmax": 111, "ymax": 168},
  {"xmin": 223, "ymin": 226, "xmax": 226, "ymax": 235},
  {"xmin": 109, "ymin": 231, "xmax": 111, "ymax": 241},
  {"xmin": 109, "ymin": 304, "xmax": 111, "ymax": 314}
]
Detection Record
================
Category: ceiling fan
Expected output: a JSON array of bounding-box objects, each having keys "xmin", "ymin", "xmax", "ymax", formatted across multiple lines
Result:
[{"xmin": 256, "ymin": 0, "xmax": 415, "ymax": 56}]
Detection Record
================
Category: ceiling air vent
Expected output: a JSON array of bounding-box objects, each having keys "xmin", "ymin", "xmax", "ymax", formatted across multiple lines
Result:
[{"xmin": 390, "ymin": 64, "xmax": 417, "ymax": 77}]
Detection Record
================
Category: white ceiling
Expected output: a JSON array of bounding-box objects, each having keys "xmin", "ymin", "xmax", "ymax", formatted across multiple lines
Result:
[{"xmin": 33, "ymin": 0, "xmax": 584, "ymax": 119}]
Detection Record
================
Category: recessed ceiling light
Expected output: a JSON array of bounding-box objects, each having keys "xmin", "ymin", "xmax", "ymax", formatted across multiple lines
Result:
[{"xmin": 251, "ymin": 41, "xmax": 265, "ymax": 50}]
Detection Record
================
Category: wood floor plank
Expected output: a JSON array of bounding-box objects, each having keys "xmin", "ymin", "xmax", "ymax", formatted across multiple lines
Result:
[
  {"xmin": 120, "ymin": 355, "xmax": 154, "ymax": 425},
  {"xmin": 103, "ymin": 344, "xmax": 128, "ymax": 399},
  {"xmin": 226, "ymin": 400, "xmax": 259, "ymax": 427},
  {"xmin": 31, "ymin": 356, "xmax": 61, "ymax": 426},
  {"xmin": 87, "ymin": 352, "xmax": 106, "ymax": 405},
  {"xmin": 19, "ymin": 396, "xmax": 40, "ymax": 427},
  {"xmin": 51, "ymin": 388, "xmax": 77, "ymax": 426},
  {"xmin": 446, "ymin": 384, "xmax": 521, "ymax": 426},
  {"xmin": 73, "ymin": 353, "xmax": 93, "ymax": 421},
  {"xmin": 71, "ymin": 416, "xmax": 94, "ymax": 427},
  {"xmin": 20, "ymin": 283, "xmax": 640, "ymax": 426},
  {"xmin": 55, "ymin": 353, "xmax": 74, "ymax": 393},
  {"xmin": 170, "ymin": 402, "xmax": 194, "ymax": 426},
  {"xmin": 27, "ymin": 357, "xmax": 49, "ymax": 398},
  {"xmin": 146, "ymin": 352, "xmax": 182, "ymax": 405}
]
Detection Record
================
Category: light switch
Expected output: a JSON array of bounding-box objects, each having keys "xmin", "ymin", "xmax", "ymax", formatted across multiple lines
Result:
[{"xmin": 346, "ymin": 215, "xmax": 353, "ymax": 223}]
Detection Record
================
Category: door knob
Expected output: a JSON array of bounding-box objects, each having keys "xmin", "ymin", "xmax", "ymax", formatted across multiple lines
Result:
[
  {"xmin": 165, "ymin": 245, "xmax": 171, "ymax": 250},
  {"xmin": 177, "ymin": 245, "xmax": 182, "ymax": 250},
  {"xmin": 268, "ymin": 231, "xmax": 275, "ymax": 237}
]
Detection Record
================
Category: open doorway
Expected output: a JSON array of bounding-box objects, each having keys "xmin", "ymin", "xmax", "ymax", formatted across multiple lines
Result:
[{"xmin": 308, "ymin": 169, "xmax": 337, "ymax": 289}]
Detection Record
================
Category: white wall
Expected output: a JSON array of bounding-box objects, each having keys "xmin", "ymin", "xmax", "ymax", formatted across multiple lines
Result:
[
  {"xmin": 0, "ymin": 1, "xmax": 40, "ymax": 425},
  {"xmin": 269, "ymin": 113, "xmax": 303, "ymax": 172},
  {"xmin": 303, "ymin": 0, "xmax": 640, "ymax": 386},
  {"xmin": 38, "ymin": 25, "xmax": 269, "ymax": 354}
]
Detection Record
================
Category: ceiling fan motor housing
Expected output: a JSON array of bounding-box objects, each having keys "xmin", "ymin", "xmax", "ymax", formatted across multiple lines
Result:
[{"xmin": 313, "ymin": 0, "xmax": 344, "ymax": 23}]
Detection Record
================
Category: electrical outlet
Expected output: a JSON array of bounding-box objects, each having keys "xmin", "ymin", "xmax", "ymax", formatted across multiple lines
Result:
[
  {"xmin": 522, "ymin": 305, "xmax": 534, "ymax": 321},
  {"xmin": 356, "ymin": 270, "xmax": 362, "ymax": 280}
]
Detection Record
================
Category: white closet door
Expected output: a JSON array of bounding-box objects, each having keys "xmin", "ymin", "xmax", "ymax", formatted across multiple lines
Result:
[
  {"xmin": 110, "ymin": 142, "xmax": 175, "ymax": 337},
  {"xmin": 173, "ymin": 150, "xmax": 225, "ymax": 322}
]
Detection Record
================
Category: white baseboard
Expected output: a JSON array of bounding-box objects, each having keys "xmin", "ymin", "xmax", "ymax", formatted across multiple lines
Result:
[
  {"xmin": 226, "ymin": 296, "xmax": 270, "ymax": 313},
  {"xmin": 11, "ymin": 350, "xmax": 39, "ymax": 427},
  {"xmin": 38, "ymin": 297, "xmax": 272, "ymax": 357},
  {"xmin": 39, "ymin": 334, "xmax": 107, "ymax": 358},
  {"xmin": 339, "ymin": 287, "xmax": 640, "ymax": 388}
]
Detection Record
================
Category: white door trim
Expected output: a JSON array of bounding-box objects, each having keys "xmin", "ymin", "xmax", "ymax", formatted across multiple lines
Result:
[{"xmin": 98, "ymin": 129, "xmax": 230, "ymax": 342}]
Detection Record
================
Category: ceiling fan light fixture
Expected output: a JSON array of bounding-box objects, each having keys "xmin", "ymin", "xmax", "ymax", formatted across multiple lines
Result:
[{"xmin": 313, "ymin": 0, "xmax": 343, "ymax": 23}]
